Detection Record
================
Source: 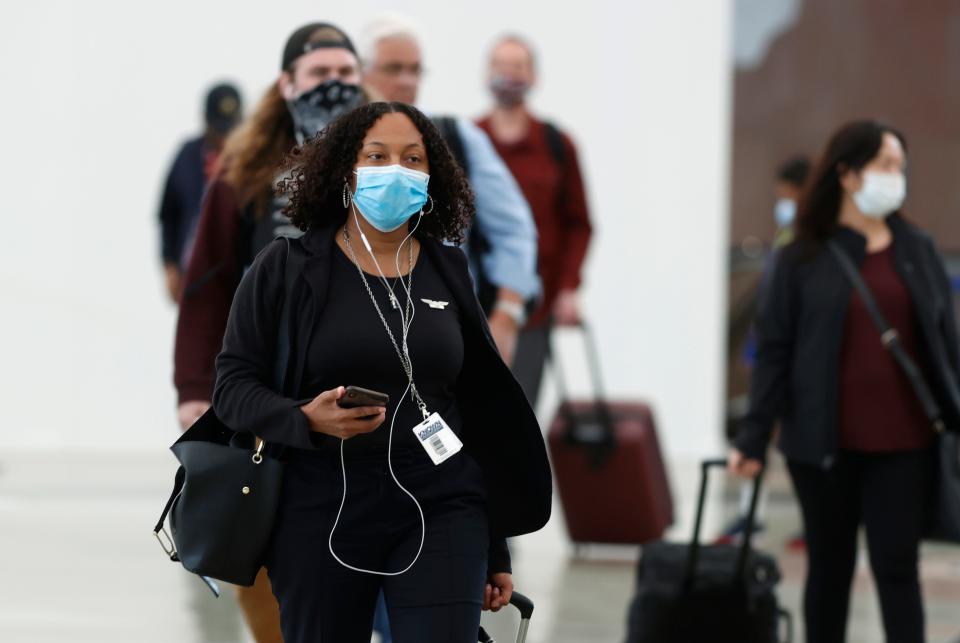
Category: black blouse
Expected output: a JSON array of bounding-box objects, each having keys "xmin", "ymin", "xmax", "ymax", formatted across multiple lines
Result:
[{"xmin": 302, "ymin": 246, "xmax": 464, "ymax": 456}]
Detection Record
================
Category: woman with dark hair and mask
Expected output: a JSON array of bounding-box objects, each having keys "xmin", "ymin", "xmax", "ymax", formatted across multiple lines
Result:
[
  {"xmin": 172, "ymin": 22, "xmax": 370, "ymax": 643},
  {"xmin": 729, "ymin": 120, "xmax": 960, "ymax": 642},
  {"xmin": 212, "ymin": 101, "xmax": 551, "ymax": 643}
]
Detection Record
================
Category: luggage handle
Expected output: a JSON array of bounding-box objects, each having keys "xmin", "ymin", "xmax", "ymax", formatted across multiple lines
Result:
[
  {"xmin": 547, "ymin": 321, "xmax": 616, "ymax": 442},
  {"xmin": 477, "ymin": 591, "xmax": 534, "ymax": 643},
  {"xmin": 683, "ymin": 459, "xmax": 764, "ymax": 589},
  {"xmin": 778, "ymin": 607, "xmax": 794, "ymax": 643}
]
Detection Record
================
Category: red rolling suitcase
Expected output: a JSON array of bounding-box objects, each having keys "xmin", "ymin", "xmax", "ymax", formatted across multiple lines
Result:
[{"xmin": 547, "ymin": 324, "xmax": 674, "ymax": 545}]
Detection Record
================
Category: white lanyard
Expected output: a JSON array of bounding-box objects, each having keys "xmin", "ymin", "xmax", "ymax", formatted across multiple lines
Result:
[{"xmin": 327, "ymin": 208, "xmax": 426, "ymax": 577}]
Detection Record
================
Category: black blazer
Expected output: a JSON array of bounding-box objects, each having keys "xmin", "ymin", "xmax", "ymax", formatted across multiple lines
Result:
[
  {"xmin": 736, "ymin": 214, "xmax": 960, "ymax": 468},
  {"xmin": 212, "ymin": 223, "xmax": 553, "ymax": 543}
]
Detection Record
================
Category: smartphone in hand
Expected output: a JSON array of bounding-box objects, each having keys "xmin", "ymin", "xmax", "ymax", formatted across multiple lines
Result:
[{"xmin": 337, "ymin": 386, "xmax": 389, "ymax": 409}]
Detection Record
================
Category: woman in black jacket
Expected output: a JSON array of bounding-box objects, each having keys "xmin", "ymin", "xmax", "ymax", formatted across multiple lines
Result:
[
  {"xmin": 212, "ymin": 101, "xmax": 552, "ymax": 643},
  {"xmin": 729, "ymin": 120, "xmax": 960, "ymax": 643}
]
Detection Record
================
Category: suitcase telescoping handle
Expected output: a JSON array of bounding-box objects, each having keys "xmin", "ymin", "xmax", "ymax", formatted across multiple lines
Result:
[
  {"xmin": 477, "ymin": 591, "xmax": 535, "ymax": 643},
  {"xmin": 548, "ymin": 321, "xmax": 616, "ymax": 444},
  {"xmin": 683, "ymin": 459, "xmax": 764, "ymax": 589}
]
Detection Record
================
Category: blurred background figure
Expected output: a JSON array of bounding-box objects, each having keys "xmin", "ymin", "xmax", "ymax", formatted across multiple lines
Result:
[
  {"xmin": 730, "ymin": 120, "xmax": 960, "ymax": 643},
  {"xmin": 360, "ymin": 15, "xmax": 540, "ymax": 367},
  {"xmin": 477, "ymin": 34, "xmax": 593, "ymax": 410},
  {"xmin": 156, "ymin": 83, "xmax": 242, "ymax": 303},
  {"xmin": 770, "ymin": 156, "xmax": 810, "ymax": 248},
  {"xmin": 173, "ymin": 22, "xmax": 365, "ymax": 643},
  {"xmin": 718, "ymin": 154, "xmax": 810, "ymax": 548}
]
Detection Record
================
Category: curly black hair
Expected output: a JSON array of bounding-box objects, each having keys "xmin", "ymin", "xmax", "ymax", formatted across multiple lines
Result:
[{"xmin": 277, "ymin": 101, "xmax": 475, "ymax": 244}]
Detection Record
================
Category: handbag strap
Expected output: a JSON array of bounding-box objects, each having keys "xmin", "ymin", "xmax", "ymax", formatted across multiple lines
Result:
[
  {"xmin": 154, "ymin": 238, "xmax": 302, "ymax": 546},
  {"xmin": 827, "ymin": 240, "xmax": 944, "ymax": 432},
  {"xmin": 273, "ymin": 237, "xmax": 303, "ymax": 395}
]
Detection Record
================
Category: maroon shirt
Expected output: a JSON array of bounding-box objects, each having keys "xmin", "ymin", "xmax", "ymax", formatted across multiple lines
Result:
[
  {"xmin": 838, "ymin": 244, "xmax": 935, "ymax": 451},
  {"xmin": 175, "ymin": 179, "xmax": 246, "ymax": 403},
  {"xmin": 476, "ymin": 115, "xmax": 592, "ymax": 328}
]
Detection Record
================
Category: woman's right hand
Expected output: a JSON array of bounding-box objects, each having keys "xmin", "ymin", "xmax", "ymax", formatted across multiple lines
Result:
[
  {"xmin": 299, "ymin": 386, "xmax": 387, "ymax": 439},
  {"xmin": 178, "ymin": 400, "xmax": 211, "ymax": 431},
  {"xmin": 727, "ymin": 448, "xmax": 763, "ymax": 479}
]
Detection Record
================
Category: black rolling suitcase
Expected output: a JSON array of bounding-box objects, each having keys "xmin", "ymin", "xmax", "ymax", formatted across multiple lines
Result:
[
  {"xmin": 624, "ymin": 459, "xmax": 792, "ymax": 643},
  {"xmin": 479, "ymin": 592, "xmax": 534, "ymax": 643}
]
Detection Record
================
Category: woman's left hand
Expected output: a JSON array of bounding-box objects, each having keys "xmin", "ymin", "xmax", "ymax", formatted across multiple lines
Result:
[{"xmin": 483, "ymin": 573, "xmax": 513, "ymax": 612}]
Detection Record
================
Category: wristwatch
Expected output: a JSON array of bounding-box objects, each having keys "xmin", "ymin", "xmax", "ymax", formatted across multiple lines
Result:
[{"xmin": 493, "ymin": 299, "xmax": 527, "ymax": 327}]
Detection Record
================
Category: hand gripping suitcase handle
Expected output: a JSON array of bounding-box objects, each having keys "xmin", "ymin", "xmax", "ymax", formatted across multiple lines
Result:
[
  {"xmin": 684, "ymin": 459, "xmax": 764, "ymax": 588},
  {"xmin": 477, "ymin": 591, "xmax": 534, "ymax": 643}
]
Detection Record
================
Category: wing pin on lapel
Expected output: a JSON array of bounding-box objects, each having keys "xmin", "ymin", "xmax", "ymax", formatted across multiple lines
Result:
[{"xmin": 421, "ymin": 298, "xmax": 450, "ymax": 310}]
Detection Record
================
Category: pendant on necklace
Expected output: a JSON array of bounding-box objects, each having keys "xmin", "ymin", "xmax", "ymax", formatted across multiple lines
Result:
[{"xmin": 389, "ymin": 294, "xmax": 400, "ymax": 310}]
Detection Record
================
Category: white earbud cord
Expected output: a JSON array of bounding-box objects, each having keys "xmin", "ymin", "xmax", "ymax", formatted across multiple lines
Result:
[{"xmin": 328, "ymin": 204, "xmax": 427, "ymax": 576}]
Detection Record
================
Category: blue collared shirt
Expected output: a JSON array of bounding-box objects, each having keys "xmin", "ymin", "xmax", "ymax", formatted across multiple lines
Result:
[{"xmin": 449, "ymin": 117, "xmax": 541, "ymax": 302}]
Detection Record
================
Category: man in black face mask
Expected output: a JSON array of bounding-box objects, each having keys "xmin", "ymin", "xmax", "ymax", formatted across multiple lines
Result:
[
  {"xmin": 280, "ymin": 26, "xmax": 365, "ymax": 144},
  {"xmin": 172, "ymin": 22, "xmax": 366, "ymax": 643}
]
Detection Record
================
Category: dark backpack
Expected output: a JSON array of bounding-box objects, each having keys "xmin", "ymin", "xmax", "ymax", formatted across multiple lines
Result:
[{"xmin": 431, "ymin": 115, "xmax": 565, "ymax": 314}]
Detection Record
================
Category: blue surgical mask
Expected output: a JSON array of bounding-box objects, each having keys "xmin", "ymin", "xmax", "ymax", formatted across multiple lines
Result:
[
  {"xmin": 352, "ymin": 165, "xmax": 430, "ymax": 232},
  {"xmin": 773, "ymin": 198, "xmax": 796, "ymax": 228}
]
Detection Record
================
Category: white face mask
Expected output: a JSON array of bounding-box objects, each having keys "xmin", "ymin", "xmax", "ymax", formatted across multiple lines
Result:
[{"xmin": 853, "ymin": 171, "xmax": 906, "ymax": 219}]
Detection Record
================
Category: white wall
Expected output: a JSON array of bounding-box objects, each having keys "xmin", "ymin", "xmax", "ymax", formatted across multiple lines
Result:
[{"xmin": 0, "ymin": 0, "xmax": 732, "ymax": 459}]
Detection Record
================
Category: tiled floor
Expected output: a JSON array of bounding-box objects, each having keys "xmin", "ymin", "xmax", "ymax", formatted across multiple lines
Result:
[{"xmin": 1, "ymin": 451, "xmax": 958, "ymax": 643}]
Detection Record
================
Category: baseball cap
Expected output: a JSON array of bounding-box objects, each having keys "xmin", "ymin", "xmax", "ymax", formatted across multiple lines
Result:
[
  {"xmin": 204, "ymin": 83, "xmax": 242, "ymax": 135},
  {"xmin": 281, "ymin": 22, "xmax": 357, "ymax": 71}
]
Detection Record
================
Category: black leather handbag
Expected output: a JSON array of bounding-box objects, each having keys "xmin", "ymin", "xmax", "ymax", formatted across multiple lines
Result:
[
  {"xmin": 154, "ymin": 238, "xmax": 303, "ymax": 593},
  {"xmin": 829, "ymin": 240, "xmax": 960, "ymax": 542}
]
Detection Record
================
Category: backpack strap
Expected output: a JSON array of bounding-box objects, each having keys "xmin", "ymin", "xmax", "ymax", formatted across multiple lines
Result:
[{"xmin": 542, "ymin": 120, "xmax": 566, "ymax": 167}]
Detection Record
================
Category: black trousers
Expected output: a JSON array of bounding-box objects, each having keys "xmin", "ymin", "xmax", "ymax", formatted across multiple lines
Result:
[
  {"xmin": 788, "ymin": 448, "xmax": 935, "ymax": 643},
  {"xmin": 264, "ymin": 449, "xmax": 489, "ymax": 643}
]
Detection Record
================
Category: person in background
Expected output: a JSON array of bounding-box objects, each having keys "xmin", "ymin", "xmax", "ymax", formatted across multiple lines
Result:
[
  {"xmin": 359, "ymin": 16, "xmax": 540, "ymax": 367},
  {"xmin": 157, "ymin": 83, "xmax": 242, "ymax": 302},
  {"xmin": 476, "ymin": 34, "xmax": 593, "ymax": 409},
  {"xmin": 173, "ymin": 22, "xmax": 366, "ymax": 643},
  {"xmin": 730, "ymin": 120, "xmax": 960, "ymax": 643},
  {"xmin": 771, "ymin": 155, "xmax": 811, "ymax": 248},
  {"xmin": 717, "ymin": 155, "xmax": 811, "ymax": 547}
]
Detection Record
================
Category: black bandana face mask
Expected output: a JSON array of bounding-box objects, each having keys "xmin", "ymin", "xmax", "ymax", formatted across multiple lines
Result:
[{"xmin": 287, "ymin": 79, "xmax": 363, "ymax": 143}]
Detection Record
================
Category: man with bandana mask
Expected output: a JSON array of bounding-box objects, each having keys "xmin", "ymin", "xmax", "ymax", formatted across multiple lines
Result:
[
  {"xmin": 172, "ymin": 23, "xmax": 366, "ymax": 643},
  {"xmin": 477, "ymin": 34, "xmax": 593, "ymax": 411}
]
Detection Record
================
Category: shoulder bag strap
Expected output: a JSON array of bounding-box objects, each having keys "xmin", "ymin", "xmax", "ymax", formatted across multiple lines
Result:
[{"xmin": 827, "ymin": 240, "xmax": 944, "ymax": 431}]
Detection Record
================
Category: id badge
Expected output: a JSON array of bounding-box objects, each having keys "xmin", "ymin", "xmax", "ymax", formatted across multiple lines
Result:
[{"xmin": 412, "ymin": 412, "xmax": 463, "ymax": 465}]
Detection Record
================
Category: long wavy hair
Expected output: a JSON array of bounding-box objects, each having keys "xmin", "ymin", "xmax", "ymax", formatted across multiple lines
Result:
[
  {"xmin": 795, "ymin": 119, "xmax": 907, "ymax": 244},
  {"xmin": 278, "ymin": 102, "xmax": 475, "ymax": 244},
  {"xmin": 218, "ymin": 86, "xmax": 295, "ymax": 215}
]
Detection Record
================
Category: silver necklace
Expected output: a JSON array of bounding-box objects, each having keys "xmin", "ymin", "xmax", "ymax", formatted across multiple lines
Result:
[{"xmin": 343, "ymin": 227, "xmax": 429, "ymax": 418}]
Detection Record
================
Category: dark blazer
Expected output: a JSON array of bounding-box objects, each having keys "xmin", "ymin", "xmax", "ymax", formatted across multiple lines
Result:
[
  {"xmin": 736, "ymin": 214, "xmax": 960, "ymax": 468},
  {"xmin": 212, "ymin": 223, "xmax": 553, "ymax": 544}
]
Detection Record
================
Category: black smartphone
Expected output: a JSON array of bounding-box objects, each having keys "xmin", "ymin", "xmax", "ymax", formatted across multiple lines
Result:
[{"xmin": 337, "ymin": 386, "xmax": 390, "ymax": 409}]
